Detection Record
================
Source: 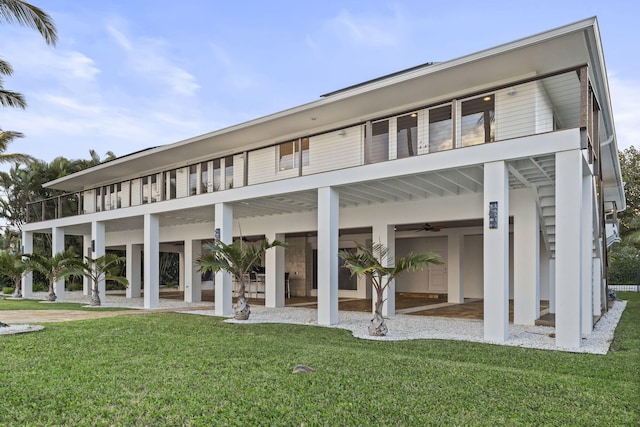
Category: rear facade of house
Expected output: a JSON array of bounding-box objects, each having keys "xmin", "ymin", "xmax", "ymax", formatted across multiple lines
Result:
[{"xmin": 22, "ymin": 18, "xmax": 625, "ymax": 349}]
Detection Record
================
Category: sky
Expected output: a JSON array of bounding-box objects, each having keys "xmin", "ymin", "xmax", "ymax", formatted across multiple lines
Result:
[{"xmin": 1, "ymin": 0, "xmax": 639, "ymax": 165}]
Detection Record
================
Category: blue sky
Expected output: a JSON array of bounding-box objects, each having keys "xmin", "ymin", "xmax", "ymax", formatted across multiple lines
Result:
[{"xmin": 1, "ymin": 0, "xmax": 639, "ymax": 163}]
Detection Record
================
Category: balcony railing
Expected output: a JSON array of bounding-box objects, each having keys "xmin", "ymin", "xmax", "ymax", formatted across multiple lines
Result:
[{"xmin": 26, "ymin": 67, "xmax": 597, "ymax": 223}]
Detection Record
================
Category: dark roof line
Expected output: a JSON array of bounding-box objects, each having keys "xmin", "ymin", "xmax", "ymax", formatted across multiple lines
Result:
[{"xmin": 320, "ymin": 61, "xmax": 437, "ymax": 98}]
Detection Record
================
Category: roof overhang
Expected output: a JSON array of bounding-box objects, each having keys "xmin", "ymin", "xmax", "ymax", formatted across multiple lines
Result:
[{"xmin": 44, "ymin": 17, "xmax": 624, "ymax": 210}]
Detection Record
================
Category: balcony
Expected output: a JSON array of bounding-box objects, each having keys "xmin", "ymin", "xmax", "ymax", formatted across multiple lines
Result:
[{"xmin": 26, "ymin": 67, "xmax": 599, "ymax": 223}]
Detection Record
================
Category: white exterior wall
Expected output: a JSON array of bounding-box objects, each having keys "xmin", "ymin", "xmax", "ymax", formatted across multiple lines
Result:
[
  {"xmin": 304, "ymin": 125, "xmax": 363, "ymax": 175},
  {"xmin": 131, "ymin": 178, "xmax": 142, "ymax": 205},
  {"xmin": 176, "ymin": 167, "xmax": 188, "ymax": 198},
  {"xmin": 83, "ymin": 189, "xmax": 96, "ymax": 213},
  {"xmin": 233, "ymin": 154, "xmax": 244, "ymax": 188},
  {"xmin": 247, "ymin": 146, "xmax": 279, "ymax": 185}
]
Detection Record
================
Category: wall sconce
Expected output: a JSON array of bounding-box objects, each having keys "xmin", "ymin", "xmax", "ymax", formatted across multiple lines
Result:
[{"xmin": 338, "ymin": 130, "xmax": 346, "ymax": 136}]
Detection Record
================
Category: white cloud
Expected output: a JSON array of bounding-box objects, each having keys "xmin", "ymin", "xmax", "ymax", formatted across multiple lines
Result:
[
  {"xmin": 208, "ymin": 44, "xmax": 257, "ymax": 90},
  {"xmin": 106, "ymin": 23, "xmax": 200, "ymax": 96},
  {"xmin": 609, "ymin": 75, "xmax": 640, "ymax": 150},
  {"xmin": 328, "ymin": 7, "xmax": 405, "ymax": 47}
]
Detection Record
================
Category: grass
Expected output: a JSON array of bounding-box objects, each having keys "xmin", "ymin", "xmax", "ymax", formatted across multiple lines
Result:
[
  {"xmin": 0, "ymin": 293, "xmax": 638, "ymax": 426},
  {"xmin": 0, "ymin": 298, "xmax": 132, "ymax": 311}
]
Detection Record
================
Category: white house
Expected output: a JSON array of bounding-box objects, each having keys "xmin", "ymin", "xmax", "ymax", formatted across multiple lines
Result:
[{"xmin": 22, "ymin": 17, "xmax": 625, "ymax": 349}]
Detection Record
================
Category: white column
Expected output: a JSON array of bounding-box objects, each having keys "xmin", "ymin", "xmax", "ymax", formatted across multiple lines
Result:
[
  {"xmin": 214, "ymin": 203, "xmax": 233, "ymax": 316},
  {"xmin": 555, "ymin": 150, "xmax": 583, "ymax": 348},
  {"xmin": 592, "ymin": 259, "xmax": 602, "ymax": 317},
  {"xmin": 265, "ymin": 232, "xmax": 285, "ymax": 308},
  {"xmin": 126, "ymin": 243, "xmax": 142, "ymax": 298},
  {"xmin": 144, "ymin": 214, "xmax": 160, "ymax": 309},
  {"xmin": 52, "ymin": 227, "xmax": 65, "ymax": 301},
  {"xmin": 317, "ymin": 186, "xmax": 339, "ymax": 326},
  {"xmin": 372, "ymin": 223, "xmax": 395, "ymax": 316},
  {"xmin": 178, "ymin": 251, "xmax": 185, "ymax": 291},
  {"xmin": 513, "ymin": 189, "xmax": 540, "ymax": 325},
  {"xmin": 82, "ymin": 234, "xmax": 91, "ymax": 295},
  {"xmin": 184, "ymin": 239, "xmax": 202, "ymax": 303},
  {"xmin": 483, "ymin": 161, "xmax": 509, "ymax": 342},
  {"xmin": 549, "ymin": 258, "xmax": 556, "ymax": 313},
  {"xmin": 447, "ymin": 233, "xmax": 464, "ymax": 303},
  {"xmin": 91, "ymin": 221, "xmax": 106, "ymax": 303},
  {"xmin": 581, "ymin": 175, "xmax": 594, "ymax": 335},
  {"xmin": 21, "ymin": 231, "xmax": 33, "ymax": 298}
]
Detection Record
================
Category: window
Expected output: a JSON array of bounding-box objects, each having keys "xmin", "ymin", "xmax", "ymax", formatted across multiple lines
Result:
[
  {"xmin": 461, "ymin": 95, "xmax": 494, "ymax": 147},
  {"xmin": 150, "ymin": 174, "xmax": 158, "ymax": 203},
  {"xmin": 116, "ymin": 183, "xmax": 122, "ymax": 209},
  {"xmin": 142, "ymin": 177, "xmax": 149, "ymax": 204},
  {"xmin": 96, "ymin": 187, "xmax": 103, "ymax": 212},
  {"xmin": 213, "ymin": 159, "xmax": 221, "ymax": 191},
  {"xmin": 189, "ymin": 165, "xmax": 198, "ymax": 196},
  {"xmin": 278, "ymin": 141, "xmax": 296, "ymax": 171},
  {"xmin": 167, "ymin": 170, "xmax": 177, "ymax": 199},
  {"xmin": 366, "ymin": 120, "xmax": 389, "ymax": 164},
  {"xmin": 225, "ymin": 156, "xmax": 234, "ymax": 189},
  {"xmin": 397, "ymin": 113, "xmax": 418, "ymax": 159},
  {"xmin": 429, "ymin": 105, "xmax": 453, "ymax": 152},
  {"xmin": 201, "ymin": 162, "xmax": 209, "ymax": 193},
  {"xmin": 278, "ymin": 139, "xmax": 308, "ymax": 172}
]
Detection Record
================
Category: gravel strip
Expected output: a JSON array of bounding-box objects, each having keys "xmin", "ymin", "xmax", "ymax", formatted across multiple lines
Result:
[{"xmin": 181, "ymin": 300, "xmax": 627, "ymax": 355}]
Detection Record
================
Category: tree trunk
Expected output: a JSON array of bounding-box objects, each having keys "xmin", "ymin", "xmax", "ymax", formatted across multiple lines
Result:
[
  {"xmin": 234, "ymin": 275, "xmax": 251, "ymax": 320},
  {"xmin": 234, "ymin": 295, "xmax": 251, "ymax": 320},
  {"xmin": 368, "ymin": 312, "xmax": 388, "ymax": 336},
  {"xmin": 12, "ymin": 278, "xmax": 22, "ymax": 298},
  {"xmin": 369, "ymin": 286, "xmax": 387, "ymax": 336},
  {"xmin": 46, "ymin": 283, "xmax": 57, "ymax": 302},
  {"xmin": 90, "ymin": 285, "xmax": 101, "ymax": 306}
]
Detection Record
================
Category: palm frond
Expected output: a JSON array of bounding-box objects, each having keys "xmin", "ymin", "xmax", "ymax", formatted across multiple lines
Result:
[{"xmin": 0, "ymin": 0, "xmax": 58, "ymax": 45}]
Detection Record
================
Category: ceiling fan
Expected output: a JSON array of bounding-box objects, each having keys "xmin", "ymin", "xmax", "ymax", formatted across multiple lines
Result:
[{"xmin": 401, "ymin": 223, "xmax": 445, "ymax": 232}]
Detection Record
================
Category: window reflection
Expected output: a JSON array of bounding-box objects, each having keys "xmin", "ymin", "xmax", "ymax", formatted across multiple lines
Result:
[
  {"xmin": 397, "ymin": 113, "xmax": 418, "ymax": 158},
  {"xmin": 429, "ymin": 105, "xmax": 453, "ymax": 152},
  {"xmin": 366, "ymin": 120, "xmax": 389, "ymax": 164},
  {"xmin": 461, "ymin": 95, "xmax": 494, "ymax": 147}
]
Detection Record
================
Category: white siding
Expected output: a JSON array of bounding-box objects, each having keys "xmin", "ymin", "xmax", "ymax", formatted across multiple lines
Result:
[
  {"xmin": 176, "ymin": 167, "xmax": 188, "ymax": 198},
  {"xmin": 303, "ymin": 125, "xmax": 363, "ymax": 175},
  {"xmin": 233, "ymin": 154, "xmax": 244, "ymax": 188},
  {"xmin": 247, "ymin": 146, "xmax": 281, "ymax": 185},
  {"xmin": 131, "ymin": 179, "xmax": 142, "ymax": 206},
  {"xmin": 534, "ymin": 81, "xmax": 554, "ymax": 133},
  {"xmin": 83, "ymin": 189, "xmax": 95, "ymax": 213},
  {"xmin": 121, "ymin": 181, "xmax": 130, "ymax": 208}
]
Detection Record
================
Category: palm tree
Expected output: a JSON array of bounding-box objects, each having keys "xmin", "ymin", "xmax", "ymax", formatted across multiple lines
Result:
[
  {"xmin": 196, "ymin": 238, "xmax": 287, "ymax": 320},
  {"xmin": 0, "ymin": 130, "xmax": 35, "ymax": 164},
  {"xmin": 0, "ymin": 0, "xmax": 57, "ymax": 108},
  {"xmin": 339, "ymin": 241, "xmax": 442, "ymax": 336},
  {"xmin": 75, "ymin": 254, "xmax": 128, "ymax": 306},
  {"xmin": 25, "ymin": 251, "xmax": 81, "ymax": 301},
  {"xmin": 0, "ymin": 249, "xmax": 30, "ymax": 297}
]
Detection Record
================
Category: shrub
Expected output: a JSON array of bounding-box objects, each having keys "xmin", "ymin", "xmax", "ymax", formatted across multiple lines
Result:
[{"xmin": 2, "ymin": 287, "xmax": 14, "ymax": 294}]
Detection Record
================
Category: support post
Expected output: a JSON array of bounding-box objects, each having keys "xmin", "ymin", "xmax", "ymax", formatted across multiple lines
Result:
[
  {"xmin": 483, "ymin": 161, "xmax": 509, "ymax": 342},
  {"xmin": 265, "ymin": 232, "xmax": 285, "ymax": 308},
  {"xmin": 317, "ymin": 187, "xmax": 339, "ymax": 326},
  {"xmin": 126, "ymin": 243, "xmax": 142, "ymax": 298},
  {"xmin": 214, "ymin": 203, "xmax": 233, "ymax": 316},
  {"xmin": 581, "ymin": 175, "xmax": 594, "ymax": 335},
  {"xmin": 555, "ymin": 150, "xmax": 583, "ymax": 348},
  {"xmin": 513, "ymin": 189, "xmax": 540, "ymax": 325},
  {"xmin": 52, "ymin": 227, "xmax": 65, "ymax": 301},
  {"xmin": 184, "ymin": 239, "xmax": 202, "ymax": 303},
  {"xmin": 91, "ymin": 221, "xmax": 106, "ymax": 303},
  {"xmin": 143, "ymin": 214, "xmax": 160, "ymax": 309},
  {"xmin": 372, "ymin": 223, "xmax": 395, "ymax": 316},
  {"xmin": 447, "ymin": 233, "xmax": 464, "ymax": 303},
  {"xmin": 21, "ymin": 231, "xmax": 33, "ymax": 298}
]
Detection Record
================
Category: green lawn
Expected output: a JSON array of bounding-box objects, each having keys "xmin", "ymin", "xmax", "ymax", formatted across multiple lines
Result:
[
  {"xmin": 0, "ymin": 298, "xmax": 132, "ymax": 311},
  {"xmin": 0, "ymin": 293, "xmax": 638, "ymax": 426}
]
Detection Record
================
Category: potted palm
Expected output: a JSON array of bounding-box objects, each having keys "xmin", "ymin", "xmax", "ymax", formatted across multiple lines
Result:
[
  {"xmin": 77, "ymin": 253, "xmax": 129, "ymax": 306},
  {"xmin": 25, "ymin": 251, "xmax": 81, "ymax": 301},
  {"xmin": 196, "ymin": 238, "xmax": 286, "ymax": 320},
  {"xmin": 339, "ymin": 241, "xmax": 442, "ymax": 336}
]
